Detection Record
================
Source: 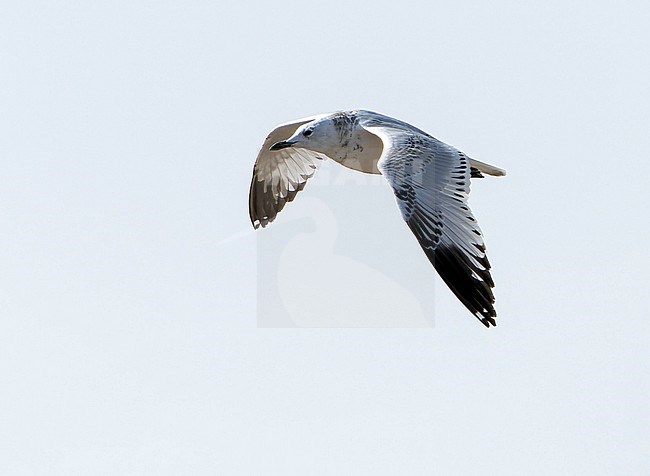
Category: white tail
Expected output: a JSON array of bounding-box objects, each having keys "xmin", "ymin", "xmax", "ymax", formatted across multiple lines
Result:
[{"xmin": 469, "ymin": 158, "xmax": 506, "ymax": 177}]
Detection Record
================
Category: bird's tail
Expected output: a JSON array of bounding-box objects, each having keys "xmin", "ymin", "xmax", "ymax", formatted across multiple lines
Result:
[{"xmin": 469, "ymin": 159, "xmax": 506, "ymax": 177}]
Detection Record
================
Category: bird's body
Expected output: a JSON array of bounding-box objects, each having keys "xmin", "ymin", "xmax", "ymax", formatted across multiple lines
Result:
[{"xmin": 249, "ymin": 110, "xmax": 506, "ymax": 327}]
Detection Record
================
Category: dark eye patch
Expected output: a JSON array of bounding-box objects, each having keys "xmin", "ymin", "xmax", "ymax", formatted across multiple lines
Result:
[{"xmin": 303, "ymin": 129, "xmax": 313, "ymax": 137}]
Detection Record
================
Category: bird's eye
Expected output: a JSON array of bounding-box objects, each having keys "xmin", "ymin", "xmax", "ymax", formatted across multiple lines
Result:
[{"xmin": 303, "ymin": 129, "xmax": 313, "ymax": 137}]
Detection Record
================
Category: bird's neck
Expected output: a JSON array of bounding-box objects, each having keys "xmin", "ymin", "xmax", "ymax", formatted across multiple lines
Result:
[{"xmin": 330, "ymin": 127, "xmax": 383, "ymax": 175}]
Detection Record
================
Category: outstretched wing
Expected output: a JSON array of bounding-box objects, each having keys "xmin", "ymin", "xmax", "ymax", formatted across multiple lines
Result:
[
  {"xmin": 361, "ymin": 118, "xmax": 497, "ymax": 327},
  {"xmin": 249, "ymin": 115, "xmax": 330, "ymax": 229}
]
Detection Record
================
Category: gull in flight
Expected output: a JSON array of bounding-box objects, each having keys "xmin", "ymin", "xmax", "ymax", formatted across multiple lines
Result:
[{"xmin": 249, "ymin": 110, "xmax": 506, "ymax": 327}]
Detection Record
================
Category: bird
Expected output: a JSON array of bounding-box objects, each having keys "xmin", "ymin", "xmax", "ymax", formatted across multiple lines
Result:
[{"xmin": 248, "ymin": 110, "xmax": 506, "ymax": 327}]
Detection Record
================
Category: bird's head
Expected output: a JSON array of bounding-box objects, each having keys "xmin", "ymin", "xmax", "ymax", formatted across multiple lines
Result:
[{"xmin": 269, "ymin": 117, "xmax": 341, "ymax": 155}]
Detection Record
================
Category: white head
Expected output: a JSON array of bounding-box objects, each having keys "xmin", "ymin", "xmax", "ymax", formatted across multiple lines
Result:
[
  {"xmin": 269, "ymin": 112, "xmax": 383, "ymax": 174},
  {"xmin": 269, "ymin": 117, "xmax": 343, "ymax": 156}
]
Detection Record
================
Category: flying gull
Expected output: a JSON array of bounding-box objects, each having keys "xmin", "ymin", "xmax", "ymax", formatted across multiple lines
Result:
[{"xmin": 249, "ymin": 110, "xmax": 506, "ymax": 327}]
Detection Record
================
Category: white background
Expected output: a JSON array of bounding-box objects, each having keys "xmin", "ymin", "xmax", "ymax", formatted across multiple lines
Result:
[{"xmin": 1, "ymin": 1, "xmax": 649, "ymax": 474}]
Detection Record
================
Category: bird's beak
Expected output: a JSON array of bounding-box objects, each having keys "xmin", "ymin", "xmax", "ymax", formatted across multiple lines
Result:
[{"xmin": 270, "ymin": 140, "xmax": 295, "ymax": 151}]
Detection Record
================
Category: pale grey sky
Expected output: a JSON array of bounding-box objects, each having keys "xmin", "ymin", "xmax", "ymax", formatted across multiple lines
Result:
[{"xmin": 1, "ymin": 0, "xmax": 649, "ymax": 474}]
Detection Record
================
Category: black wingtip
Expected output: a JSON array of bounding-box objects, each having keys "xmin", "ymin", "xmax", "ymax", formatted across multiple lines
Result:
[
  {"xmin": 423, "ymin": 242, "xmax": 497, "ymax": 327},
  {"xmin": 480, "ymin": 316, "xmax": 497, "ymax": 328}
]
